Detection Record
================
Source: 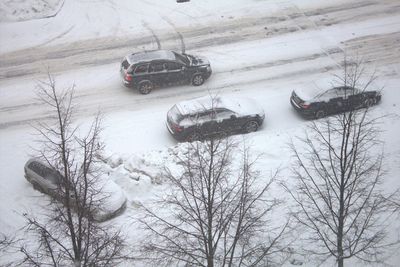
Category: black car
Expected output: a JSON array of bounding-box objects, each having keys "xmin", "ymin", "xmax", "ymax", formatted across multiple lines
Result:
[
  {"xmin": 290, "ymin": 86, "xmax": 381, "ymax": 119},
  {"xmin": 120, "ymin": 50, "xmax": 212, "ymax": 94},
  {"xmin": 166, "ymin": 96, "xmax": 265, "ymax": 142}
]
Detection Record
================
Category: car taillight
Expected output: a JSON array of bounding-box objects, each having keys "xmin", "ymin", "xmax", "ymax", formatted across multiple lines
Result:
[
  {"xmin": 172, "ymin": 123, "xmax": 183, "ymax": 132},
  {"xmin": 300, "ymin": 102, "xmax": 310, "ymax": 109},
  {"xmin": 125, "ymin": 74, "xmax": 132, "ymax": 81}
]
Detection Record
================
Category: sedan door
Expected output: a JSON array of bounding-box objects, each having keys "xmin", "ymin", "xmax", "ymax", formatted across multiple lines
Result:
[
  {"xmin": 319, "ymin": 89, "xmax": 346, "ymax": 114},
  {"xmin": 346, "ymin": 89, "xmax": 364, "ymax": 109}
]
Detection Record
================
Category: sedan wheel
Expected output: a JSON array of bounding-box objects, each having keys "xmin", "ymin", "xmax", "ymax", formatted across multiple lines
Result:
[
  {"xmin": 138, "ymin": 81, "xmax": 153, "ymax": 94},
  {"xmin": 192, "ymin": 74, "xmax": 204, "ymax": 86},
  {"xmin": 315, "ymin": 110, "xmax": 326, "ymax": 119},
  {"xmin": 364, "ymin": 98, "xmax": 375, "ymax": 107},
  {"xmin": 243, "ymin": 121, "xmax": 259, "ymax": 133}
]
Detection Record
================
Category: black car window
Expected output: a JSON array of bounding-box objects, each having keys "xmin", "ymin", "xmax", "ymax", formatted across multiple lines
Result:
[
  {"xmin": 318, "ymin": 89, "xmax": 340, "ymax": 100},
  {"xmin": 173, "ymin": 52, "xmax": 189, "ymax": 65},
  {"xmin": 215, "ymin": 108, "xmax": 235, "ymax": 120},
  {"xmin": 28, "ymin": 161, "xmax": 61, "ymax": 184},
  {"xmin": 134, "ymin": 64, "xmax": 149, "ymax": 74},
  {"xmin": 166, "ymin": 62, "xmax": 182, "ymax": 71},
  {"xmin": 201, "ymin": 110, "xmax": 217, "ymax": 121},
  {"xmin": 121, "ymin": 59, "xmax": 130, "ymax": 70},
  {"xmin": 149, "ymin": 62, "xmax": 166, "ymax": 72},
  {"xmin": 334, "ymin": 86, "xmax": 357, "ymax": 97}
]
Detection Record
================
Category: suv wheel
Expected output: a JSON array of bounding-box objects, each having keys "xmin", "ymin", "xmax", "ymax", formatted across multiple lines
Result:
[
  {"xmin": 243, "ymin": 121, "xmax": 259, "ymax": 133},
  {"xmin": 138, "ymin": 81, "xmax": 153, "ymax": 94},
  {"xmin": 315, "ymin": 110, "xmax": 326, "ymax": 119},
  {"xmin": 192, "ymin": 74, "xmax": 204, "ymax": 86}
]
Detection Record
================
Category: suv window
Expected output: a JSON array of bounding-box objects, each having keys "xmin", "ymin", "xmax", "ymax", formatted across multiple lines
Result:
[
  {"xmin": 121, "ymin": 59, "xmax": 130, "ymax": 70},
  {"xmin": 215, "ymin": 108, "xmax": 235, "ymax": 120},
  {"xmin": 134, "ymin": 64, "xmax": 149, "ymax": 74},
  {"xmin": 149, "ymin": 62, "xmax": 166, "ymax": 72},
  {"xmin": 166, "ymin": 62, "xmax": 182, "ymax": 71}
]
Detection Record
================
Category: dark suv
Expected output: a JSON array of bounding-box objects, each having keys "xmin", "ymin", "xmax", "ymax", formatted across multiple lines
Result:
[
  {"xmin": 166, "ymin": 96, "xmax": 265, "ymax": 142},
  {"xmin": 120, "ymin": 50, "xmax": 212, "ymax": 94}
]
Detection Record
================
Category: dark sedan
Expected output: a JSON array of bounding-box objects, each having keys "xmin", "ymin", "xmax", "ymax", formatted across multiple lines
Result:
[{"xmin": 290, "ymin": 86, "xmax": 381, "ymax": 119}]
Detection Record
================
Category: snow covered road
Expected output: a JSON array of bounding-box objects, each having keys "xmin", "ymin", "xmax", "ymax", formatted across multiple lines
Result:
[
  {"xmin": 0, "ymin": 7, "xmax": 399, "ymax": 129},
  {"xmin": 1, "ymin": 0, "xmax": 400, "ymax": 265}
]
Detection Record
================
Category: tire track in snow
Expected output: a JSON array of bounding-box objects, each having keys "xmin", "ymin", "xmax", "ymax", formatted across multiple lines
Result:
[
  {"xmin": 161, "ymin": 16, "xmax": 186, "ymax": 53},
  {"xmin": 37, "ymin": 25, "xmax": 75, "ymax": 47},
  {"xmin": 1, "ymin": 0, "xmax": 399, "ymax": 80},
  {"xmin": 0, "ymin": 50, "xmax": 344, "ymax": 130},
  {"xmin": 141, "ymin": 21, "xmax": 162, "ymax": 50}
]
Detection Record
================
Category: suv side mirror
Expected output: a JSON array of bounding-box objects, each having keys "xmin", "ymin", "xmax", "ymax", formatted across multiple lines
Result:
[{"xmin": 230, "ymin": 115, "xmax": 237, "ymax": 119}]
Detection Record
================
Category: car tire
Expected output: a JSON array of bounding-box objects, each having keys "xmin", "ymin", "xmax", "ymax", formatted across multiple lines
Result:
[
  {"xmin": 364, "ymin": 98, "xmax": 375, "ymax": 107},
  {"xmin": 315, "ymin": 110, "xmax": 326, "ymax": 119},
  {"xmin": 191, "ymin": 74, "xmax": 204, "ymax": 86},
  {"xmin": 186, "ymin": 132, "xmax": 201, "ymax": 142},
  {"xmin": 243, "ymin": 120, "xmax": 259, "ymax": 133},
  {"xmin": 138, "ymin": 81, "xmax": 153, "ymax": 94}
]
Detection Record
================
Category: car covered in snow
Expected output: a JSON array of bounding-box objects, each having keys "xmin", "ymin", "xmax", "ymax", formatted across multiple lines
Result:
[
  {"xmin": 120, "ymin": 50, "xmax": 212, "ymax": 94},
  {"xmin": 24, "ymin": 158, "xmax": 127, "ymax": 222},
  {"xmin": 166, "ymin": 95, "xmax": 265, "ymax": 141},
  {"xmin": 290, "ymin": 86, "xmax": 382, "ymax": 119}
]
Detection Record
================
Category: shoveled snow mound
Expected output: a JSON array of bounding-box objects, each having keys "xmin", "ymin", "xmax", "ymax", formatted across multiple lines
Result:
[{"xmin": 0, "ymin": 0, "xmax": 62, "ymax": 22}]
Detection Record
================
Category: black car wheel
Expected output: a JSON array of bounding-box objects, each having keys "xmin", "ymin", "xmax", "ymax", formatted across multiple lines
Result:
[
  {"xmin": 364, "ymin": 98, "xmax": 375, "ymax": 107},
  {"xmin": 138, "ymin": 81, "xmax": 153, "ymax": 94},
  {"xmin": 243, "ymin": 121, "xmax": 259, "ymax": 133},
  {"xmin": 315, "ymin": 110, "xmax": 326, "ymax": 119},
  {"xmin": 192, "ymin": 74, "xmax": 204, "ymax": 86},
  {"xmin": 186, "ymin": 132, "xmax": 201, "ymax": 142}
]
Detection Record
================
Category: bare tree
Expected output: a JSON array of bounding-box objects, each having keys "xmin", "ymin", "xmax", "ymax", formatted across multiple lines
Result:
[
  {"xmin": 284, "ymin": 58, "xmax": 395, "ymax": 267},
  {"xmin": 139, "ymin": 137, "xmax": 290, "ymax": 267},
  {"xmin": 0, "ymin": 232, "xmax": 18, "ymax": 266},
  {"xmin": 20, "ymin": 74, "xmax": 127, "ymax": 266}
]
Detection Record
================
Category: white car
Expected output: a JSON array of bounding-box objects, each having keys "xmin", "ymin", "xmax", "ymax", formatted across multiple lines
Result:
[{"xmin": 24, "ymin": 158, "xmax": 127, "ymax": 222}]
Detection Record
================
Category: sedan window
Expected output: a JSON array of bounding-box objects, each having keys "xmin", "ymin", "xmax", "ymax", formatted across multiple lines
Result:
[{"xmin": 333, "ymin": 86, "xmax": 360, "ymax": 98}]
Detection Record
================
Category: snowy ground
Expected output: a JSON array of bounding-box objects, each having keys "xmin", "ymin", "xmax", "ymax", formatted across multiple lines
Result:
[{"xmin": 0, "ymin": 0, "xmax": 400, "ymax": 265}]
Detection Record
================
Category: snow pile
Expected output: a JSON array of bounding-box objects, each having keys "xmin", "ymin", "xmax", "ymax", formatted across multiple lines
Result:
[{"xmin": 0, "ymin": 0, "xmax": 62, "ymax": 22}]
